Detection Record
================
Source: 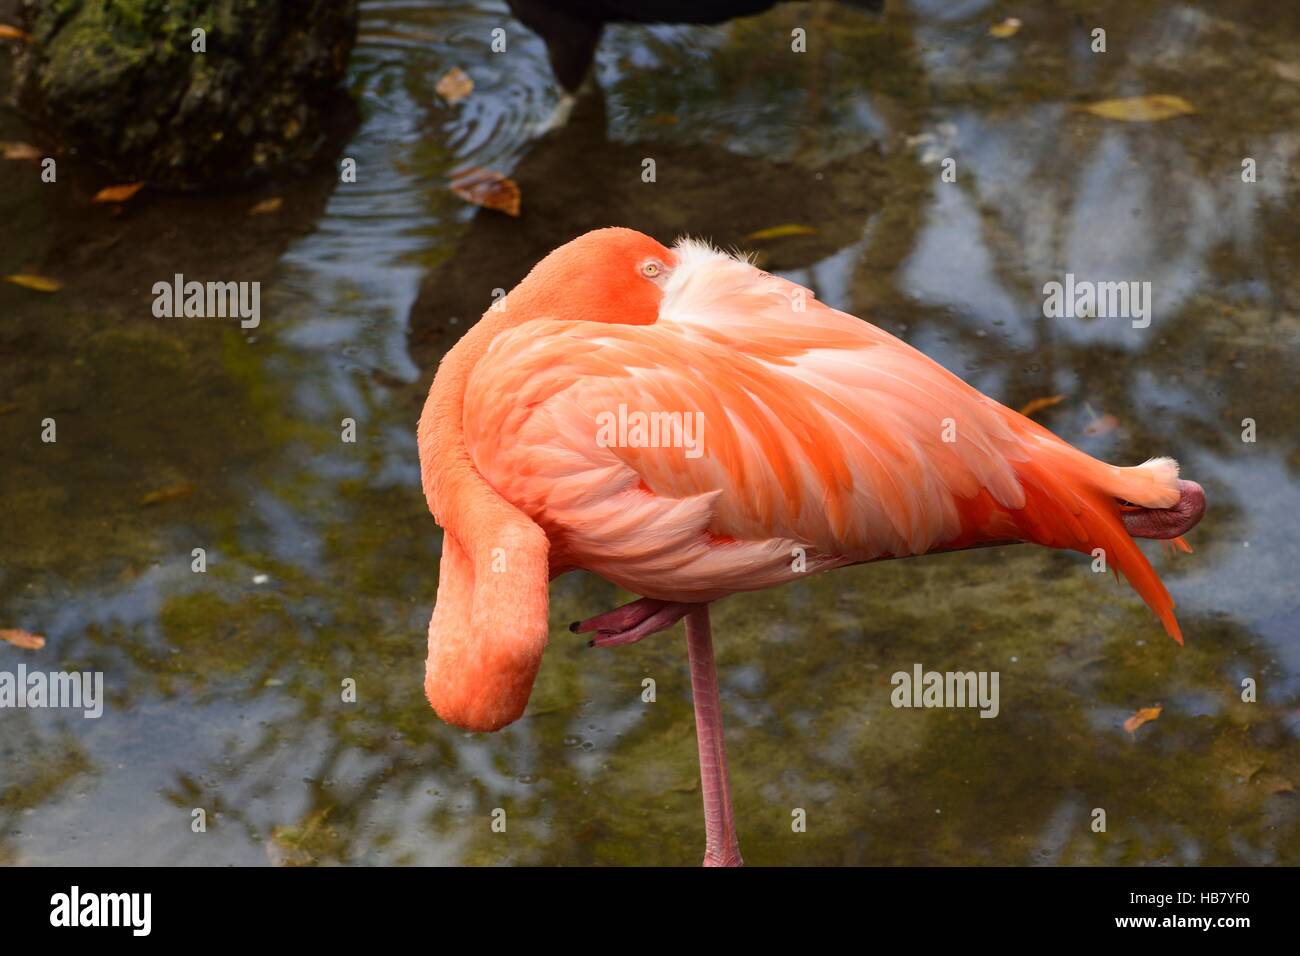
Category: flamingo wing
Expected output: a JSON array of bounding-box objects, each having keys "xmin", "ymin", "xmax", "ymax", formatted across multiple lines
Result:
[{"xmin": 463, "ymin": 240, "xmax": 1185, "ymax": 639}]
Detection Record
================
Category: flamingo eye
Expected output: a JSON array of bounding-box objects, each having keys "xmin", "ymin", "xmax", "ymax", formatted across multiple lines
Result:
[{"xmin": 640, "ymin": 260, "xmax": 664, "ymax": 279}]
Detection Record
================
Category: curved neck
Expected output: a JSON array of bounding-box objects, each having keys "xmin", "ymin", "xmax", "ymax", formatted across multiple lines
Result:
[{"xmin": 418, "ymin": 311, "xmax": 507, "ymax": 521}]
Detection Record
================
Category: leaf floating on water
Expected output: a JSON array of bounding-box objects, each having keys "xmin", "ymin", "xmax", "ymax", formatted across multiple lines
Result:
[
  {"xmin": 1, "ymin": 629, "xmax": 45, "ymax": 650},
  {"xmin": 1, "ymin": 141, "xmax": 41, "ymax": 161},
  {"xmin": 450, "ymin": 167, "xmax": 521, "ymax": 217},
  {"xmin": 1017, "ymin": 394, "xmax": 1064, "ymax": 418},
  {"xmin": 92, "ymin": 182, "xmax": 145, "ymax": 203},
  {"xmin": 4, "ymin": 274, "xmax": 61, "ymax": 292},
  {"xmin": 436, "ymin": 66, "xmax": 474, "ymax": 105},
  {"xmin": 1084, "ymin": 412, "xmax": 1119, "ymax": 437},
  {"xmin": 248, "ymin": 197, "xmax": 283, "ymax": 216},
  {"xmin": 141, "ymin": 483, "xmax": 194, "ymax": 506},
  {"xmin": 0, "ymin": 24, "xmax": 30, "ymax": 41},
  {"xmin": 1080, "ymin": 95, "xmax": 1195, "ymax": 122},
  {"xmin": 988, "ymin": 17, "xmax": 1022, "ymax": 38},
  {"xmin": 1123, "ymin": 705, "xmax": 1162, "ymax": 735},
  {"xmin": 745, "ymin": 224, "xmax": 818, "ymax": 242}
]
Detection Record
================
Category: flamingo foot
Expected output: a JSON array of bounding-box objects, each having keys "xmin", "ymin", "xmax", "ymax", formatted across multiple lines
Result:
[
  {"xmin": 570, "ymin": 598, "xmax": 698, "ymax": 648},
  {"xmin": 1122, "ymin": 479, "xmax": 1206, "ymax": 539}
]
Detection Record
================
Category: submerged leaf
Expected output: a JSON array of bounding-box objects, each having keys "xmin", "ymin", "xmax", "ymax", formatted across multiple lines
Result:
[
  {"xmin": 4, "ymin": 274, "xmax": 62, "ymax": 292},
  {"xmin": 988, "ymin": 18, "xmax": 1022, "ymax": 38},
  {"xmin": 745, "ymin": 224, "xmax": 818, "ymax": 241},
  {"xmin": 266, "ymin": 807, "xmax": 333, "ymax": 866},
  {"xmin": 1, "ymin": 629, "xmax": 45, "ymax": 650},
  {"xmin": 1257, "ymin": 773, "xmax": 1295, "ymax": 795},
  {"xmin": 1, "ymin": 141, "xmax": 41, "ymax": 161},
  {"xmin": 248, "ymin": 197, "xmax": 283, "ymax": 215},
  {"xmin": 92, "ymin": 182, "xmax": 145, "ymax": 203},
  {"xmin": 1081, "ymin": 95, "xmax": 1195, "ymax": 122},
  {"xmin": 1271, "ymin": 60, "xmax": 1300, "ymax": 84},
  {"xmin": 450, "ymin": 167, "xmax": 521, "ymax": 217},
  {"xmin": 1123, "ymin": 705, "xmax": 1162, "ymax": 734},
  {"xmin": 141, "ymin": 483, "xmax": 194, "ymax": 506},
  {"xmin": 0, "ymin": 24, "xmax": 30, "ymax": 41},
  {"xmin": 1084, "ymin": 412, "xmax": 1119, "ymax": 437},
  {"xmin": 1017, "ymin": 394, "xmax": 1064, "ymax": 418}
]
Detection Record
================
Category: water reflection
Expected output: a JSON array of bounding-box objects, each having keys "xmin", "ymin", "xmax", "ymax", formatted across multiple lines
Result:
[{"xmin": 0, "ymin": 0, "xmax": 1295, "ymax": 865}]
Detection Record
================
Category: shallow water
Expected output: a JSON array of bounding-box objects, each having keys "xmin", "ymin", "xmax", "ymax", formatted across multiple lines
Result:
[{"xmin": 1, "ymin": 0, "xmax": 1297, "ymax": 865}]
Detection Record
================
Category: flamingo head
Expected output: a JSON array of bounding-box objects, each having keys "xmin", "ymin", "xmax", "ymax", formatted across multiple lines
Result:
[{"xmin": 507, "ymin": 227, "xmax": 677, "ymax": 326}]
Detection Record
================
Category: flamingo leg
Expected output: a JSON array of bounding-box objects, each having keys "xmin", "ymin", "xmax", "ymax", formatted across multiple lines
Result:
[{"xmin": 684, "ymin": 605, "xmax": 742, "ymax": 867}]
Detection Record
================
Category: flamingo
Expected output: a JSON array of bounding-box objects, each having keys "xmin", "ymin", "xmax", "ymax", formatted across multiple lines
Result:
[{"xmin": 416, "ymin": 227, "xmax": 1206, "ymax": 866}]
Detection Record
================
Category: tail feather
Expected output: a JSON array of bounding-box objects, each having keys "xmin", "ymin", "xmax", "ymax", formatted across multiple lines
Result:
[{"xmin": 1011, "ymin": 452, "xmax": 1183, "ymax": 644}]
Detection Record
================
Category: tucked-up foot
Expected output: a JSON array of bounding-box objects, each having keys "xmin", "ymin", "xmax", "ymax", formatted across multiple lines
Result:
[
  {"xmin": 570, "ymin": 598, "xmax": 698, "ymax": 648},
  {"xmin": 1122, "ymin": 479, "xmax": 1206, "ymax": 539}
]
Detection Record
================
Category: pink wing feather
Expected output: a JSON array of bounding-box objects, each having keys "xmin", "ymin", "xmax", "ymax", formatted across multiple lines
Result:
[{"xmin": 463, "ymin": 240, "xmax": 1186, "ymax": 639}]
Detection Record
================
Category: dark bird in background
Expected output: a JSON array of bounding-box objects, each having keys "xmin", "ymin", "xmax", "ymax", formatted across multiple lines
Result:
[{"xmin": 507, "ymin": 0, "xmax": 884, "ymax": 124}]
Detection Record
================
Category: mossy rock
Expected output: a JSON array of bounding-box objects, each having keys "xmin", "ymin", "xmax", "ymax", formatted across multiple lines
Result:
[{"xmin": 11, "ymin": 0, "xmax": 358, "ymax": 188}]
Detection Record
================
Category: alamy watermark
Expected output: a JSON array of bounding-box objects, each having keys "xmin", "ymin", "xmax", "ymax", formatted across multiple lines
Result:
[
  {"xmin": 50, "ymin": 886, "xmax": 150, "ymax": 936},
  {"xmin": 891, "ymin": 663, "xmax": 999, "ymax": 718},
  {"xmin": 0, "ymin": 665, "xmax": 104, "ymax": 718},
  {"xmin": 1043, "ymin": 273, "xmax": 1151, "ymax": 329},
  {"xmin": 595, "ymin": 403, "xmax": 705, "ymax": 459},
  {"xmin": 152, "ymin": 274, "xmax": 260, "ymax": 328}
]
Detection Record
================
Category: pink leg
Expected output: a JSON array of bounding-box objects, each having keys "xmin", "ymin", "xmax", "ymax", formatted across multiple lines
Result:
[{"xmin": 685, "ymin": 606, "xmax": 742, "ymax": 867}]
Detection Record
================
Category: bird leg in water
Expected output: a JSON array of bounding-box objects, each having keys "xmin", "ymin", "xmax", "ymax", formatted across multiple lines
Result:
[
  {"xmin": 570, "ymin": 597, "xmax": 696, "ymax": 647},
  {"xmin": 574, "ymin": 600, "xmax": 743, "ymax": 866},
  {"xmin": 685, "ymin": 606, "xmax": 743, "ymax": 867}
]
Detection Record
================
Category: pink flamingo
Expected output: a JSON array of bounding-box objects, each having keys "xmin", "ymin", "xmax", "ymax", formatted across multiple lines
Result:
[{"xmin": 417, "ymin": 227, "xmax": 1205, "ymax": 866}]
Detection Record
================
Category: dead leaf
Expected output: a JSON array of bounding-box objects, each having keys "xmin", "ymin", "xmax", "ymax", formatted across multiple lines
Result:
[
  {"xmin": 1257, "ymin": 773, "xmax": 1295, "ymax": 795},
  {"xmin": 436, "ymin": 67, "xmax": 474, "ymax": 105},
  {"xmin": 1, "ymin": 629, "xmax": 45, "ymax": 650},
  {"xmin": 745, "ymin": 224, "xmax": 818, "ymax": 241},
  {"xmin": 988, "ymin": 18, "xmax": 1022, "ymax": 38},
  {"xmin": 92, "ymin": 182, "xmax": 145, "ymax": 203},
  {"xmin": 1080, "ymin": 95, "xmax": 1195, "ymax": 122},
  {"xmin": 1123, "ymin": 705, "xmax": 1162, "ymax": 734},
  {"xmin": 450, "ymin": 167, "xmax": 521, "ymax": 217},
  {"xmin": 4, "ymin": 274, "xmax": 62, "ymax": 293},
  {"xmin": 0, "ymin": 24, "xmax": 29, "ymax": 41},
  {"xmin": 248, "ymin": 197, "xmax": 283, "ymax": 216},
  {"xmin": 141, "ymin": 483, "xmax": 194, "ymax": 506},
  {"xmin": 1271, "ymin": 60, "xmax": 1300, "ymax": 84},
  {"xmin": 266, "ymin": 807, "xmax": 333, "ymax": 867},
  {"xmin": 1017, "ymin": 394, "xmax": 1064, "ymax": 418},
  {"xmin": 0, "ymin": 403, "xmax": 18, "ymax": 416},
  {"xmin": 1, "ymin": 141, "xmax": 41, "ymax": 161},
  {"xmin": 1084, "ymin": 412, "xmax": 1119, "ymax": 437}
]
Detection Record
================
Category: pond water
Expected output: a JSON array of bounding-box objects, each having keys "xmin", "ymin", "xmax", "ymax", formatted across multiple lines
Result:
[{"xmin": 0, "ymin": 0, "xmax": 1296, "ymax": 865}]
